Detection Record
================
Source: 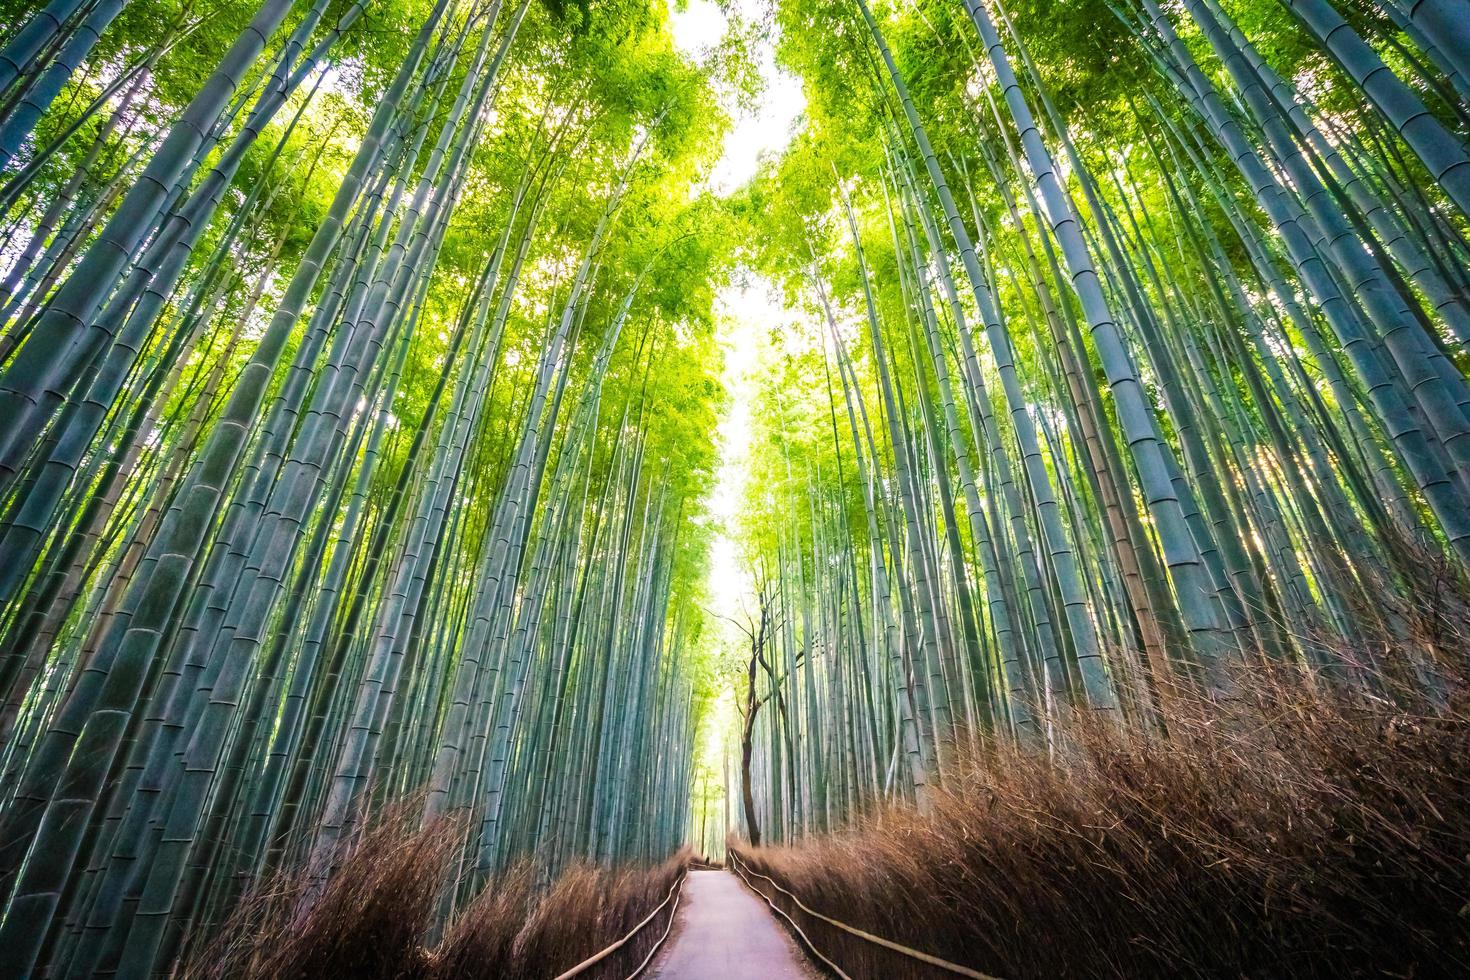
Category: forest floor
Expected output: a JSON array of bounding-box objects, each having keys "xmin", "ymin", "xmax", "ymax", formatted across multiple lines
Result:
[{"xmin": 648, "ymin": 869, "xmax": 816, "ymax": 979}]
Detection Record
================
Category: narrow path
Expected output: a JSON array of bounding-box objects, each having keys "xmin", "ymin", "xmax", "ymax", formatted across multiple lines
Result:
[{"xmin": 648, "ymin": 868, "xmax": 815, "ymax": 979}]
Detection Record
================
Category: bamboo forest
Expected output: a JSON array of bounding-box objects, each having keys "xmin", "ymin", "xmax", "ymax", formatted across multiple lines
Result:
[{"xmin": 0, "ymin": 0, "xmax": 1468, "ymax": 974}]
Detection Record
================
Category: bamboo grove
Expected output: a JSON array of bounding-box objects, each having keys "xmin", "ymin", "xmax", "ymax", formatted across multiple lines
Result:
[
  {"xmin": 2, "ymin": 0, "xmax": 1470, "ymax": 972},
  {"xmin": 0, "ymin": 0, "xmax": 735, "ymax": 974},
  {"xmin": 727, "ymin": 0, "xmax": 1470, "ymax": 843}
]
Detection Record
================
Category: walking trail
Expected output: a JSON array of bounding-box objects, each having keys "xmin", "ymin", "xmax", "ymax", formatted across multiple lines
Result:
[{"xmin": 648, "ymin": 868, "xmax": 815, "ymax": 979}]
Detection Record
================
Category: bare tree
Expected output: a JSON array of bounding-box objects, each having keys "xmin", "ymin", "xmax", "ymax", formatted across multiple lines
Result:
[{"xmin": 733, "ymin": 574, "xmax": 800, "ymax": 847}]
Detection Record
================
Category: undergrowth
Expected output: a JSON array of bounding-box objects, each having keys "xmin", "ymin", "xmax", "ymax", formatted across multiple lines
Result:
[
  {"xmin": 182, "ymin": 811, "xmax": 688, "ymax": 980},
  {"xmin": 736, "ymin": 661, "xmax": 1470, "ymax": 979}
]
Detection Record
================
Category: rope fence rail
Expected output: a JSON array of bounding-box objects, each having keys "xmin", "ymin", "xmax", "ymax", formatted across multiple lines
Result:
[{"xmin": 727, "ymin": 848, "xmax": 1001, "ymax": 980}]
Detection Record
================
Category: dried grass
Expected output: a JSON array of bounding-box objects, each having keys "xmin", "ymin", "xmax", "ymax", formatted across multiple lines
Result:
[
  {"xmin": 429, "ymin": 849, "xmax": 689, "ymax": 980},
  {"xmin": 182, "ymin": 807, "xmax": 689, "ymax": 980},
  {"xmin": 736, "ymin": 667, "xmax": 1470, "ymax": 979}
]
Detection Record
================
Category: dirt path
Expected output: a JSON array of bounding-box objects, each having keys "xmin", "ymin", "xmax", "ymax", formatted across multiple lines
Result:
[{"xmin": 648, "ymin": 868, "xmax": 815, "ymax": 979}]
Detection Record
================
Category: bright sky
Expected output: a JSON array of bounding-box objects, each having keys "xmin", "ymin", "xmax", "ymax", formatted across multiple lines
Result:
[
  {"xmin": 671, "ymin": 0, "xmax": 806, "ymax": 823},
  {"xmin": 705, "ymin": 278, "xmax": 784, "ymax": 607},
  {"xmin": 670, "ymin": 0, "xmax": 805, "ymax": 621},
  {"xmin": 670, "ymin": 0, "xmax": 806, "ymax": 194}
]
